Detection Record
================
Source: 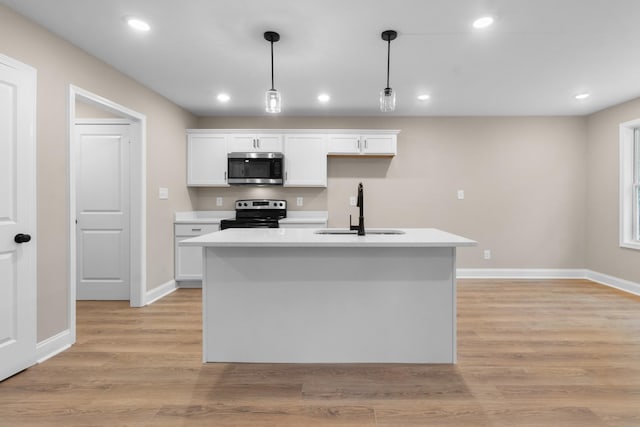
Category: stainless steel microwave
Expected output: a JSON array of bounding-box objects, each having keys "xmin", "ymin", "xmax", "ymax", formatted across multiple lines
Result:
[{"xmin": 227, "ymin": 152, "xmax": 284, "ymax": 185}]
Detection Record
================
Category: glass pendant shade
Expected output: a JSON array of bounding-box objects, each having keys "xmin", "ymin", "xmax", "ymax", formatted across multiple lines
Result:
[
  {"xmin": 265, "ymin": 89, "xmax": 281, "ymax": 113},
  {"xmin": 380, "ymin": 30, "xmax": 398, "ymax": 113},
  {"xmin": 264, "ymin": 31, "xmax": 281, "ymax": 114},
  {"xmin": 380, "ymin": 87, "xmax": 396, "ymax": 112}
]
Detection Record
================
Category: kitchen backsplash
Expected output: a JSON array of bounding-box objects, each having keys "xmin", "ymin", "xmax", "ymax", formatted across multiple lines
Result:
[{"xmin": 193, "ymin": 187, "xmax": 327, "ymax": 211}]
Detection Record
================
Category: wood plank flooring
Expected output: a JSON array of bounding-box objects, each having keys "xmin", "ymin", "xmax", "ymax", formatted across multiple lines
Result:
[{"xmin": 1, "ymin": 279, "xmax": 640, "ymax": 426}]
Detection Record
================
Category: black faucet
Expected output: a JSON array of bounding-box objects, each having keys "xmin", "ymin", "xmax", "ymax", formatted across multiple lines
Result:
[{"xmin": 349, "ymin": 182, "xmax": 365, "ymax": 236}]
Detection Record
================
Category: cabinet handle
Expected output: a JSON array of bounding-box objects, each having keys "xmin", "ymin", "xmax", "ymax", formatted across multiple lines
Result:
[
  {"xmin": 285, "ymin": 171, "xmax": 288, "ymax": 181},
  {"xmin": 257, "ymin": 138, "xmax": 260, "ymax": 148},
  {"xmin": 224, "ymin": 171, "xmax": 227, "ymax": 181},
  {"xmin": 252, "ymin": 138, "xmax": 256, "ymax": 149},
  {"xmin": 365, "ymin": 139, "xmax": 368, "ymax": 149},
  {"xmin": 191, "ymin": 228, "xmax": 202, "ymax": 232},
  {"xmin": 357, "ymin": 139, "xmax": 361, "ymax": 150}
]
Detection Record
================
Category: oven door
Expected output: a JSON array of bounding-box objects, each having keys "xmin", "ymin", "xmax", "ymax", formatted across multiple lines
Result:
[{"xmin": 227, "ymin": 152, "xmax": 283, "ymax": 185}]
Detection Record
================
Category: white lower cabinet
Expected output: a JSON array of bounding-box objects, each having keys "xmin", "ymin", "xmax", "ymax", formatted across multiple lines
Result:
[
  {"xmin": 174, "ymin": 223, "xmax": 220, "ymax": 283},
  {"xmin": 284, "ymin": 134, "xmax": 327, "ymax": 187},
  {"xmin": 175, "ymin": 219, "xmax": 327, "ymax": 283}
]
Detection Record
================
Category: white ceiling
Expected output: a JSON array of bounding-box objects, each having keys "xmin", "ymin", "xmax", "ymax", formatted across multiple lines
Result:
[{"xmin": 3, "ymin": 0, "xmax": 640, "ymax": 117}]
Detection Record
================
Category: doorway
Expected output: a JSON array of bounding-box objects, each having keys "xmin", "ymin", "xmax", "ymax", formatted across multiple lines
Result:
[{"xmin": 68, "ymin": 86, "xmax": 146, "ymax": 338}]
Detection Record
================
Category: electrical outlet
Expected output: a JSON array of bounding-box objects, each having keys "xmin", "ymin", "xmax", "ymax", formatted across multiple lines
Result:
[
  {"xmin": 483, "ymin": 250, "xmax": 491, "ymax": 260},
  {"xmin": 349, "ymin": 196, "xmax": 357, "ymax": 206},
  {"xmin": 158, "ymin": 187, "xmax": 168, "ymax": 200},
  {"xmin": 296, "ymin": 197, "xmax": 304, "ymax": 207},
  {"xmin": 216, "ymin": 197, "xmax": 223, "ymax": 207},
  {"xmin": 457, "ymin": 190, "xmax": 465, "ymax": 200}
]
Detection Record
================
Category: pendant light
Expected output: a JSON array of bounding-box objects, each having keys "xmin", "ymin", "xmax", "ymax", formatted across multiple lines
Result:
[
  {"xmin": 380, "ymin": 30, "xmax": 397, "ymax": 112},
  {"xmin": 264, "ymin": 31, "xmax": 281, "ymax": 113}
]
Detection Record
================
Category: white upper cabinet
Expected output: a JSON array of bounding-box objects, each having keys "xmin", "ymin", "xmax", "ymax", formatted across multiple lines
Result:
[
  {"xmin": 228, "ymin": 133, "xmax": 283, "ymax": 152},
  {"xmin": 284, "ymin": 134, "xmax": 328, "ymax": 187},
  {"xmin": 187, "ymin": 134, "xmax": 229, "ymax": 186},
  {"xmin": 328, "ymin": 133, "xmax": 397, "ymax": 156},
  {"xmin": 186, "ymin": 129, "xmax": 399, "ymax": 187}
]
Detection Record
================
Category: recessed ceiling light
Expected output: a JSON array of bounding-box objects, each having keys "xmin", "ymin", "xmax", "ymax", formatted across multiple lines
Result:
[
  {"xmin": 217, "ymin": 93, "xmax": 230, "ymax": 102},
  {"xmin": 472, "ymin": 16, "xmax": 494, "ymax": 29},
  {"xmin": 417, "ymin": 94, "xmax": 431, "ymax": 101},
  {"xmin": 317, "ymin": 94, "xmax": 330, "ymax": 103},
  {"xmin": 126, "ymin": 17, "xmax": 150, "ymax": 32},
  {"xmin": 575, "ymin": 93, "xmax": 590, "ymax": 100}
]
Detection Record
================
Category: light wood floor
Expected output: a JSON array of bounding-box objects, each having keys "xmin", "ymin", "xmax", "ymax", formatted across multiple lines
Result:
[{"xmin": 1, "ymin": 279, "xmax": 640, "ymax": 426}]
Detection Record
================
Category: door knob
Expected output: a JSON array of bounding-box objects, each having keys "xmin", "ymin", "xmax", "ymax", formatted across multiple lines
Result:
[{"xmin": 14, "ymin": 233, "xmax": 31, "ymax": 244}]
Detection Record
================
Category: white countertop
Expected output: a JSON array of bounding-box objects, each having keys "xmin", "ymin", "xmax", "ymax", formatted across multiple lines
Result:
[
  {"xmin": 181, "ymin": 228, "xmax": 476, "ymax": 248},
  {"xmin": 174, "ymin": 210, "xmax": 328, "ymax": 224}
]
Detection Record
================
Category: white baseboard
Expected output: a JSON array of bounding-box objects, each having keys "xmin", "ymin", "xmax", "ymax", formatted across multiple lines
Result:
[
  {"xmin": 457, "ymin": 268, "xmax": 587, "ymax": 279},
  {"xmin": 36, "ymin": 329, "xmax": 73, "ymax": 363},
  {"xmin": 177, "ymin": 280, "xmax": 202, "ymax": 289},
  {"xmin": 145, "ymin": 279, "xmax": 177, "ymax": 305},
  {"xmin": 457, "ymin": 268, "xmax": 640, "ymax": 296},
  {"xmin": 586, "ymin": 270, "xmax": 640, "ymax": 296}
]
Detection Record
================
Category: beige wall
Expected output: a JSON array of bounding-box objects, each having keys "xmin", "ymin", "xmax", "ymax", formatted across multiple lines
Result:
[
  {"xmin": 0, "ymin": 5, "xmax": 197, "ymax": 342},
  {"xmin": 198, "ymin": 116, "xmax": 588, "ymax": 268},
  {"xmin": 586, "ymin": 98, "xmax": 640, "ymax": 283},
  {"xmin": 75, "ymin": 100, "xmax": 122, "ymax": 118}
]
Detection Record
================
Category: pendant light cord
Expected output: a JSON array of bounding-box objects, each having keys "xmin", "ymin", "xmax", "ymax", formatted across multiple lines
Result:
[
  {"xmin": 386, "ymin": 38, "xmax": 391, "ymax": 89},
  {"xmin": 270, "ymin": 40, "xmax": 275, "ymax": 90}
]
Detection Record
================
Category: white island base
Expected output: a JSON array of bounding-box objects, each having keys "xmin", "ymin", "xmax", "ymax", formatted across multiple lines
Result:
[{"xmin": 190, "ymin": 228, "xmax": 476, "ymax": 364}]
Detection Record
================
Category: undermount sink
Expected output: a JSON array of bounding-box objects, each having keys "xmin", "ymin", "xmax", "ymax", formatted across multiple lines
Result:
[{"xmin": 315, "ymin": 229, "xmax": 405, "ymax": 235}]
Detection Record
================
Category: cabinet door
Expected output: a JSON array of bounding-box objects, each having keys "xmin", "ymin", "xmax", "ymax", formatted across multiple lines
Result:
[
  {"xmin": 187, "ymin": 134, "xmax": 228, "ymax": 186},
  {"xmin": 255, "ymin": 134, "xmax": 283, "ymax": 152},
  {"xmin": 175, "ymin": 236, "xmax": 204, "ymax": 280},
  {"xmin": 328, "ymin": 134, "xmax": 361, "ymax": 154},
  {"xmin": 227, "ymin": 134, "xmax": 257, "ymax": 152},
  {"xmin": 228, "ymin": 134, "xmax": 283, "ymax": 152},
  {"xmin": 284, "ymin": 134, "xmax": 327, "ymax": 187},
  {"xmin": 361, "ymin": 134, "xmax": 397, "ymax": 155}
]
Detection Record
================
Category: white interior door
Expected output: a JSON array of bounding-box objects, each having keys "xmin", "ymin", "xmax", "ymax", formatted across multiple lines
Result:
[
  {"xmin": 76, "ymin": 123, "xmax": 131, "ymax": 300},
  {"xmin": 0, "ymin": 54, "xmax": 37, "ymax": 381}
]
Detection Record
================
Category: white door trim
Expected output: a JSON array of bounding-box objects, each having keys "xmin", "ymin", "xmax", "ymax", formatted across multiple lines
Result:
[{"xmin": 68, "ymin": 85, "xmax": 146, "ymax": 341}]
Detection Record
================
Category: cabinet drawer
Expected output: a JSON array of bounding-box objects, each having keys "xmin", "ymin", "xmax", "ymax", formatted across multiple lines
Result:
[{"xmin": 175, "ymin": 223, "xmax": 220, "ymax": 236}]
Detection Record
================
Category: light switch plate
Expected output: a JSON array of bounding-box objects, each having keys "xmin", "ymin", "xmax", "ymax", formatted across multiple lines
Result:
[
  {"xmin": 159, "ymin": 187, "xmax": 169, "ymax": 200},
  {"xmin": 457, "ymin": 190, "xmax": 465, "ymax": 200},
  {"xmin": 350, "ymin": 196, "xmax": 357, "ymax": 206},
  {"xmin": 296, "ymin": 197, "xmax": 304, "ymax": 207},
  {"xmin": 216, "ymin": 197, "xmax": 223, "ymax": 207}
]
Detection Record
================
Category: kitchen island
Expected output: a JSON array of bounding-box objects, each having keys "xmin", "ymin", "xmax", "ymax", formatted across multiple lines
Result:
[{"xmin": 181, "ymin": 228, "xmax": 476, "ymax": 364}]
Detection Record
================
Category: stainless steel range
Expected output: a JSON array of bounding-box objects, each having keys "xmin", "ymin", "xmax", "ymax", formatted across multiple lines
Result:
[{"xmin": 219, "ymin": 199, "xmax": 287, "ymax": 230}]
